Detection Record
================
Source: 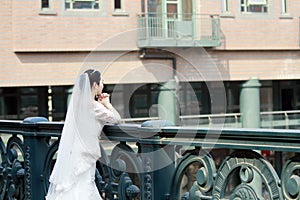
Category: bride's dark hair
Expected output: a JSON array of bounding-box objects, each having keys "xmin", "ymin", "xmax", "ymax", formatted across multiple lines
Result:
[{"xmin": 84, "ymin": 69, "xmax": 101, "ymax": 87}]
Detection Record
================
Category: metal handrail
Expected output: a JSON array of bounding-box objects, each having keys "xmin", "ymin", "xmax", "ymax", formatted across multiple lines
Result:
[
  {"xmin": 123, "ymin": 110, "xmax": 300, "ymax": 128},
  {"xmin": 137, "ymin": 13, "xmax": 221, "ymax": 47},
  {"xmin": 124, "ymin": 110, "xmax": 300, "ymax": 121}
]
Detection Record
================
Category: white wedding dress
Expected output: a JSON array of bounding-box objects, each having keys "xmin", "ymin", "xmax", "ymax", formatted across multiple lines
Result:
[{"xmin": 46, "ymin": 74, "xmax": 121, "ymax": 200}]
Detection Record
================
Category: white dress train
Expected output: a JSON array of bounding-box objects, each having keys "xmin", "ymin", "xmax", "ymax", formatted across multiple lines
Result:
[{"xmin": 50, "ymin": 163, "xmax": 102, "ymax": 200}]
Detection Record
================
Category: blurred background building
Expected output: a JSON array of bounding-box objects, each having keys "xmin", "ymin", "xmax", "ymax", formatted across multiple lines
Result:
[{"xmin": 0, "ymin": 0, "xmax": 300, "ymax": 128}]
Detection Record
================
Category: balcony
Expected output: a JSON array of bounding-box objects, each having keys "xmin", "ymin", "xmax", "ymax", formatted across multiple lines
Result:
[{"xmin": 137, "ymin": 13, "xmax": 221, "ymax": 48}]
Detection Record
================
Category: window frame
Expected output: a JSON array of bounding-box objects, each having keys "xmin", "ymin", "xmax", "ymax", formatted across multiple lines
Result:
[
  {"xmin": 41, "ymin": 0, "xmax": 50, "ymax": 10},
  {"xmin": 112, "ymin": 0, "xmax": 129, "ymax": 16},
  {"xmin": 241, "ymin": 0, "xmax": 269, "ymax": 14},
  {"xmin": 247, "ymin": 0, "xmax": 267, "ymax": 5},
  {"xmin": 279, "ymin": 0, "xmax": 292, "ymax": 19},
  {"xmin": 0, "ymin": 87, "xmax": 47, "ymax": 120},
  {"xmin": 114, "ymin": 0, "xmax": 122, "ymax": 11},
  {"xmin": 222, "ymin": 0, "xmax": 229, "ymax": 13},
  {"xmin": 39, "ymin": 0, "xmax": 57, "ymax": 15},
  {"xmin": 65, "ymin": 0, "xmax": 102, "ymax": 11},
  {"xmin": 281, "ymin": 0, "xmax": 287, "ymax": 14}
]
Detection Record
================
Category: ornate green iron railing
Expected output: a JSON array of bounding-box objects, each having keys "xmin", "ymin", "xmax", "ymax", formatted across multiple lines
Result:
[
  {"xmin": 0, "ymin": 117, "xmax": 299, "ymax": 199},
  {"xmin": 137, "ymin": 13, "xmax": 221, "ymax": 47}
]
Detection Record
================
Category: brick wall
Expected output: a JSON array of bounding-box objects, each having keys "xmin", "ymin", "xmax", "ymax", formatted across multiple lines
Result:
[{"xmin": 1, "ymin": 0, "xmax": 300, "ymax": 87}]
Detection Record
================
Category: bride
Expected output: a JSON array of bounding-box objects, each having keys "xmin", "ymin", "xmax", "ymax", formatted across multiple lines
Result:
[{"xmin": 46, "ymin": 69, "xmax": 121, "ymax": 200}]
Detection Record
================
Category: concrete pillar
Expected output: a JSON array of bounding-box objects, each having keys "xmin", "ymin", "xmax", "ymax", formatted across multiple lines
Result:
[
  {"xmin": 240, "ymin": 78, "xmax": 261, "ymax": 128},
  {"xmin": 158, "ymin": 79, "xmax": 179, "ymax": 125},
  {"xmin": 240, "ymin": 78, "xmax": 262, "ymax": 195}
]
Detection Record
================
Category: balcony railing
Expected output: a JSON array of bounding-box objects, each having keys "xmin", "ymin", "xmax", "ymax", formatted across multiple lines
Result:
[
  {"xmin": 1, "ymin": 117, "xmax": 300, "ymax": 199},
  {"xmin": 137, "ymin": 13, "xmax": 221, "ymax": 48},
  {"xmin": 123, "ymin": 110, "xmax": 300, "ymax": 129}
]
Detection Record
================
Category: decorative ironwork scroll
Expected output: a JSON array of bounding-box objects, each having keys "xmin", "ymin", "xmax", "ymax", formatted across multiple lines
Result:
[
  {"xmin": 212, "ymin": 150, "xmax": 282, "ymax": 200},
  {"xmin": 0, "ymin": 136, "xmax": 25, "ymax": 200}
]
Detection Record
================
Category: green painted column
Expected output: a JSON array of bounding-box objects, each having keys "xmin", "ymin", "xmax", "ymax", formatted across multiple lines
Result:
[
  {"xmin": 240, "ymin": 78, "xmax": 261, "ymax": 128},
  {"xmin": 23, "ymin": 117, "xmax": 50, "ymax": 200},
  {"xmin": 240, "ymin": 78, "xmax": 262, "ymax": 195},
  {"xmin": 158, "ymin": 79, "xmax": 179, "ymax": 125}
]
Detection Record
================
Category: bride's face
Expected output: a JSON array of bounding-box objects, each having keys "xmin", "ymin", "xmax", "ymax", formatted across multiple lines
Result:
[
  {"xmin": 92, "ymin": 78, "xmax": 103, "ymax": 96},
  {"xmin": 98, "ymin": 79, "xmax": 104, "ymax": 94}
]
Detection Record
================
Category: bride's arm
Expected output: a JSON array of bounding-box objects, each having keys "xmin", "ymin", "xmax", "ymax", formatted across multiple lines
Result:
[{"xmin": 94, "ymin": 96, "xmax": 121, "ymax": 124}]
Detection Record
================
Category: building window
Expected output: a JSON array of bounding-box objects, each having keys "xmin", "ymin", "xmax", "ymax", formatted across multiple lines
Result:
[
  {"xmin": 0, "ymin": 88, "xmax": 18, "ymax": 119},
  {"xmin": 241, "ymin": 0, "xmax": 268, "ymax": 13},
  {"xmin": 281, "ymin": 0, "xmax": 287, "ymax": 14},
  {"xmin": 42, "ymin": 0, "xmax": 50, "ymax": 9},
  {"xmin": 260, "ymin": 81, "xmax": 273, "ymax": 111},
  {"xmin": 20, "ymin": 88, "xmax": 39, "ymax": 119},
  {"xmin": 0, "ymin": 87, "xmax": 48, "ymax": 120},
  {"xmin": 129, "ymin": 84, "xmax": 160, "ymax": 118},
  {"xmin": 225, "ymin": 81, "xmax": 242, "ymax": 113},
  {"xmin": 179, "ymin": 82, "xmax": 211, "ymax": 115},
  {"xmin": 222, "ymin": 0, "xmax": 229, "ymax": 12},
  {"xmin": 113, "ymin": 0, "xmax": 128, "ymax": 14},
  {"xmin": 51, "ymin": 86, "xmax": 72, "ymax": 121},
  {"xmin": 65, "ymin": 0, "xmax": 101, "ymax": 10},
  {"xmin": 115, "ymin": 0, "xmax": 121, "ymax": 10}
]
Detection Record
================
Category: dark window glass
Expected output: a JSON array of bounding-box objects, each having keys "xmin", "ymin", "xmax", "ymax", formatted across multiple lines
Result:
[
  {"xmin": 51, "ymin": 86, "xmax": 71, "ymax": 121},
  {"xmin": 42, "ymin": 0, "xmax": 49, "ymax": 8},
  {"xmin": 52, "ymin": 95, "xmax": 66, "ymax": 120},
  {"xmin": 73, "ymin": 2, "xmax": 93, "ymax": 9},
  {"xmin": 3, "ymin": 88, "xmax": 17, "ymax": 95},
  {"xmin": 4, "ymin": 96, "xmax": 18, "ymax": 115},
  {"xmin": 21, "ymin": 95, "xmax": 38, "ymax": 107},
  {"xmin": 129, "ymin": 84, "xmax": 160, "ymax": 118},
  {"xmin": 20, "ymin": 88, "xmax": 37, "ymax": 94},
  {"xmin": 1, "ymin": 88, "xmax": 18, "ymax": 119},
  {"xmin": 225, "ymin": 81, "xmax": 242, "ymax": 113},
  {"xmin": 132, "ymin": 94, "xmax": 148, "ymax": 116},
  {"xmin": 115, "ymin": 0, "xmax": 121, "ymax": 9},
  {"xmin": 179, "ymin": 82, "xmax": 204, "ymax": 115},
  {"xmin": 20, "ymin": 95, "xmax": 38, "ymax": 119},
  {"xmin": 249, "ymin": 5, "xmax": 262, "ymax": 12},
  {"xmin": 0, "ymin": 87, "xmax": 49, "ymax": 120}
]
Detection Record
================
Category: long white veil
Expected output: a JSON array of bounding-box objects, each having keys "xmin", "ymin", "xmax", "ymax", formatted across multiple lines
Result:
[{"xmin": 46, "ymin": 73, "xmax": 101, "ymax": 198}]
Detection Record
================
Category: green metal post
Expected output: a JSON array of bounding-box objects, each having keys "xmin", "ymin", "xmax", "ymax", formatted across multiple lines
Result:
[
  {"xmin": 140, "ymin": 143, "xmax": 175, "ymax": 200},
  {"xmin": 22, "ymin": 117, "xmax": 50, "ymax": 200},
  {"xmin": 240, "ymin": 78, "xmax": 262, "ymax": 195},
  {"xmin": 158, "ymin": 79, "xmax": 179, "ymax": 125},
  {"xmin": 240, "ymin": 78, "xmax": 261, "ymax": 128}
]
